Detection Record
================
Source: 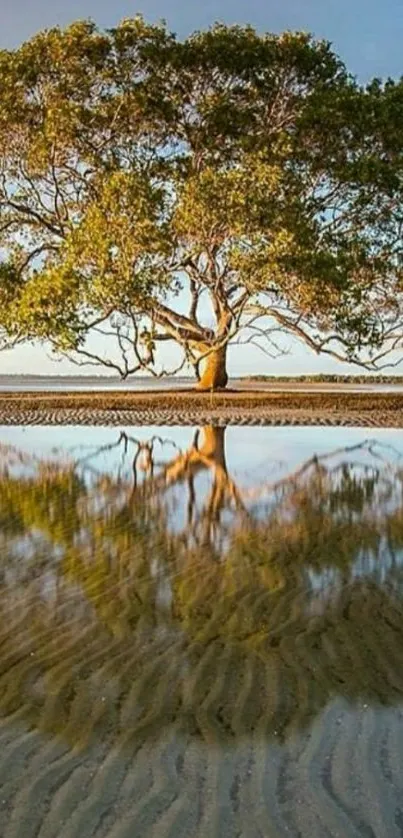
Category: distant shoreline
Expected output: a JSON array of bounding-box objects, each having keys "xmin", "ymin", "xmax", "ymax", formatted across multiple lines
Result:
[
  {"xmin": 0, "ymin": 389, "xmax": 402, "ymax": 427},
  {"xmin": 2, "ymin": 373, "xmax": 403, "ymax": 383}
]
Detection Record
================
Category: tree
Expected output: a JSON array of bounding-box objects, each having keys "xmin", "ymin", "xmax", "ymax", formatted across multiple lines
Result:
[{"xmin": 0, "ymin": 18, "xmax": 403, "ymax": 388}]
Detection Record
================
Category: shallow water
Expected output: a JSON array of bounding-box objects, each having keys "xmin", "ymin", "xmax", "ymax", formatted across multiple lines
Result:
[
  {"xmin": 2, "ymin": 374, "xmax": 403, "ymax": 393},
  {"xmin": 1, "ymin": 424, "xmax": 403, "ymax": 837}
]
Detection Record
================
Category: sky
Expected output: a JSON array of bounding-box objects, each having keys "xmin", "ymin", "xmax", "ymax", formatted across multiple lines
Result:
[{"xmin": 1, "ymin": 0, "xmax": 402, "ymax": 377}]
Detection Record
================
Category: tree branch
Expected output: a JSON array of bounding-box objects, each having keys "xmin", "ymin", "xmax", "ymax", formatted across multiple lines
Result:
[
  {"xmin": 2, "ymin": 199, "xmax": 65, "ymax": 238},
  {"xmin": 151, "ymin": 300, "xmax": 208, "ymax": 340},
  {"xmin": 243, "ymin": 304, "xmax": 403, "ymax": 371}
]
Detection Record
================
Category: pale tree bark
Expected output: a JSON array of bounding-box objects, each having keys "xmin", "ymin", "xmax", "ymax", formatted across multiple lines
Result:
[
  {"xmin": 193, "ymin": 305, "xmax": 232, "ymax": 391},
  {"xmin": 196, "ymin": 344, "xmax": 229, "ymax": 391}
]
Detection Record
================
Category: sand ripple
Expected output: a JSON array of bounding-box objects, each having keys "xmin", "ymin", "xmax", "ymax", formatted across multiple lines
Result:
[
  {"xmin": 1, "ymin": 431, "xmax": 403, "ymax": 836},
  {"xmin": 0, "ymin": 579, "xmax": 403, "ymax": 837},
  {"xmin": 0, "ymin": 406, "xmax": 402, "ymax": 426}
]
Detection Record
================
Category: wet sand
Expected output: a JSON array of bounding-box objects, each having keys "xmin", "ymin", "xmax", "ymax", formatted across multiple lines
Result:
[
  {"xmin": 2, "ymin": 585, "xmax": 403, "ymax": 838},
  {"xmin": 0, "ymin": 388, "xmax": 402, "ymax": 425},
  {"xmin": 1, "ymin": 428, "xmax": 403, "ymax": 838}
]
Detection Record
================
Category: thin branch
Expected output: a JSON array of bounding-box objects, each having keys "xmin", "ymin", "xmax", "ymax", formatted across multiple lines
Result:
[
  {"xmin": 242, "ymin": 304, "xmax": 403, "ymax": 371},
  {"xmin": 50, "ymin": 145, "xmax": 70, "ymax": 226},
  {"xmin": 189, "ymin": 278, "xmax": 199, "ymax": 321},
  {"xmin": 50, "ymin": 345, "xmax": 141, "ymax": 378},
  {"xmin": 2, "ymin": 199, "xmax": 64, "ymax": 238},
  {"xmin": 16, "ymin": 244, "xmax": 59, "ymax": 275}
]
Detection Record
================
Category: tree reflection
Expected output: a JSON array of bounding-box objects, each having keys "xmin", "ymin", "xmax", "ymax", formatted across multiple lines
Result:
[{"xmin": 1, "ymin": 427, "xmax": 403, "ymax": 748}]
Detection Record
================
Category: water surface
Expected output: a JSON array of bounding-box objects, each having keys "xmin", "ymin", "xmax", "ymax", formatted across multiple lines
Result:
[
  {"xmin": 2, "ymin": 375, "xmax": 403, "ymax": 393},
  {"xmin": 1, "ymin": 425, "xmax": 403, "ymax": 837}
]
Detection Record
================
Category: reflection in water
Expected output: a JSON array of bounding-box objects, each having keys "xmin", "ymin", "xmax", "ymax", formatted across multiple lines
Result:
[{"xmin": 1, "ymin": 427, "xmax": 403, "ymax": 837}]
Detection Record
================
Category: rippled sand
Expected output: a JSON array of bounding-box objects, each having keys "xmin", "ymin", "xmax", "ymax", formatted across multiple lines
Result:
[
  {"xmin": 1, "ymin": 427, "xmax": 403, "ymax": 837},
  {"xmin": 0, "ymin": 389, "xmax": 403, "ymax": 426}
]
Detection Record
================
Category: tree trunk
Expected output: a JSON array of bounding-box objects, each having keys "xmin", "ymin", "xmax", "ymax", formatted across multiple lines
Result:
[
  {"xmin": 196, "ymin": 345, "xmax": 228, "ymax": 390},
  {"xmin": 197, "ymin": 426, "xmax": 227, "ymax": 470}
]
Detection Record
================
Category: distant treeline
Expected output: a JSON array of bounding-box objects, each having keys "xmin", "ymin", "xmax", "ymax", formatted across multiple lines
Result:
[
  {"xmin": 2, "ymin": 373, "xmax": 403, "ymax": 384},
  {"xmin": 243, "ymin": 374, "xmax": 403, "ymax": 383}
]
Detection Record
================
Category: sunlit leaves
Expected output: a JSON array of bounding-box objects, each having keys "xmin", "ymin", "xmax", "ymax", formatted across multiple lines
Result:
[{"xmin": 0, "ymin": 17, "xmax": 402, "ymax": 375}]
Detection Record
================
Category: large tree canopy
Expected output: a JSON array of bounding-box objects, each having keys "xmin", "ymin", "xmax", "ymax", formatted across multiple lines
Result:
[{"xmin": 0, "ymin": 17, "xmax": 403, "ymax": 387}]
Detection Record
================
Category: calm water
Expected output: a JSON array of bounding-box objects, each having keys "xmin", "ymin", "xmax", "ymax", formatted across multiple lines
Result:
[
  {"xmin": 2, "ymin": 375, "xmax": 403, "ymax": 392},
  {"xmin": 0, "ymin": 375, "xmax": 192, "ymax": 392},
  {"xmin": 1, "ymin": 424, "xmax": 403, "ymax": 837}
]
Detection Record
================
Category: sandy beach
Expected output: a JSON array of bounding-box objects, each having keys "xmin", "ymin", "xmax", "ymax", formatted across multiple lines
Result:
[{"xmin": 0, "ymin": 388, "xmax": 402, "ymax": 426}]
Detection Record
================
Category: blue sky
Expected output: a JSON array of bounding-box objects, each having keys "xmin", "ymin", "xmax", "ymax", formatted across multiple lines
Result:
[{"xmin": 1, "ymin": 0, "xmax": 402, "ymax": 376}]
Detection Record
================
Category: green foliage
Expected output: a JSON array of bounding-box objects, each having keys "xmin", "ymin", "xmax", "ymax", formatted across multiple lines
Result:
[{"xmin": 0, "ymin": 17, "xmax": 402, "ymax": 379}]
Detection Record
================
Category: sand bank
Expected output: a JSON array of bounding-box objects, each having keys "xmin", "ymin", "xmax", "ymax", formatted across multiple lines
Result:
[{"xmin": 0, "ymin": 389, "xmax": 402, "ymax": 425}]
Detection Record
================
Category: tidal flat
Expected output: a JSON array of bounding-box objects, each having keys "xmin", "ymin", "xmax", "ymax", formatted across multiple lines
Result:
[{"xmin": 0, "ymin": 387, "xmax": 403, "ymax": 426}]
